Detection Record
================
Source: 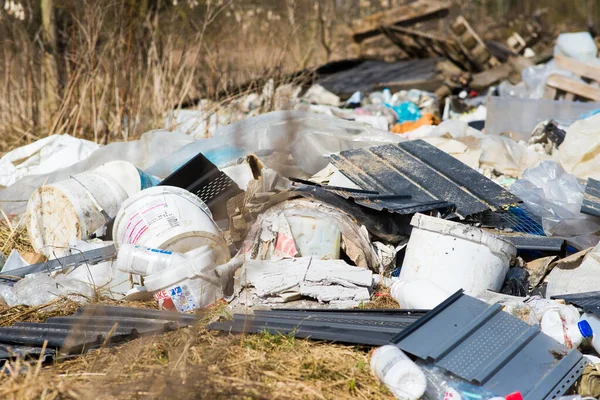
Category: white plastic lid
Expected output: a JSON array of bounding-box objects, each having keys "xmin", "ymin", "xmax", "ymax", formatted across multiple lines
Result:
[{"xmin": 410, "ymin": 213, "xmax": 517, "ymax": 257}]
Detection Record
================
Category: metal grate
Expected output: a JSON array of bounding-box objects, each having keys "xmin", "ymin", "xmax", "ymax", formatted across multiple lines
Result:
[{"xmin": 195, "ymin": 172, "xmax": 236, "ymax": 204}]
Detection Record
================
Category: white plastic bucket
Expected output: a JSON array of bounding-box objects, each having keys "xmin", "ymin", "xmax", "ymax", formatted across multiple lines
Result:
[
  {"xmin": 112, "ymin": 186, "xmax": 230, "ymax": 264},
  {"xmin": 27, "ymin": 171, "xmax": 129, "ymax": 257},
  {"xmin": 399, "ymin": 213, "xmax": 517, "ymax": 296},
  {"xmin": 95, "ymin": 160, "xmax": 158, "ymax": 197},
  {"xmin": 144, "ymin": 245, "xmax": 222, "ymax": 312}
]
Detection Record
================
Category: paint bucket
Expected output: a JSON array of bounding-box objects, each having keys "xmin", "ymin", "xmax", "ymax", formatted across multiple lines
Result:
[
  {"xmin": 112, "ymin": 186, "xmax": 230, "ymax": 264},
  {"xmin": 399, "ymin": 213, "xmax": 516, "ymax": 296},
  {"xmin": 26, "ymin": 161, "xmax": 154, "ymax": 258},
  {"xmin": 144, "ymin": 245, "xmax": 222, "ymax": 312},
  {"xmin": 26, "ymin": 171, "xmax": 129, "ymax": 257}
]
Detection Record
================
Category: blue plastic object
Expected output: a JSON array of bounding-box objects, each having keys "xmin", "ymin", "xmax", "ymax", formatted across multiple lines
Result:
[
  {"xmin": 578, "ymin": 109, "xmax": 600, "ymax": 120},
  {"xmin": 578, "ymin": 320, "xmax": 593, "ymax": 339},
  {"xmin": 138, "ymin": 169, "xmax": 160, "ymax": 189},
  {"xmin": 387, "ymin": 101, "xmax": 421, "ymax": 123}
]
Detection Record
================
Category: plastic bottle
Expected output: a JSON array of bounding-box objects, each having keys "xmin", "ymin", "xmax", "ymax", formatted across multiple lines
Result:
[
  {"xmin": 115, "ymin": 244, "xmax": 187, "ymax": 276},
  {"xmin": 390, "ymin": 279, "xmax": 451, "ymax": 310},
  {"xmin": 540, "ymin": 306, "xmax": 590, "ymax": 349},
  {"xmin": 581, "ymin": 312, "xmax": 600, "ymax": 353},
  {"xmin": 370, "ymin": 345, "xmax": 427, "ymax": 400},
  {"xmin": 419, "ymin": 362, "xmax": 509, "ymax": 400}
]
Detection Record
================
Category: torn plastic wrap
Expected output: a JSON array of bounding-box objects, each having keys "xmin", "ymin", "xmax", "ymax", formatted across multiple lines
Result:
[
  {"xmin": 146, "ymin": 111, "xmax": 402, "ymax": 180},
  {"xmin": 559, "ymin": 113, "xmax": 600, "ymax": 181},
  {"xmin": 238, "ymin": 198, "xmax": 380, "ymax": 273},
  {"xmin": 0, "ymin": 130, "xmax": 194, "ymax": 216},
  {"xmin": 511, "ymin": 161, "xmax": 600, "ymax": 249}
]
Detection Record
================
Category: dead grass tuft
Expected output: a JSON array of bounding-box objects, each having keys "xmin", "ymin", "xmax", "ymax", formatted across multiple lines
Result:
[
  {"xmin": 0, "ymin": 218, "xmax": 34, "ymax": 258},
  {"xmin": 358, "ymin": 287, "xmax": 400, "ymax": 310}
]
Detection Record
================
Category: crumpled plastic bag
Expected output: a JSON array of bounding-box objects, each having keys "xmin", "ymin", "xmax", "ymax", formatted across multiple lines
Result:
[
  {"xmin": 511, "ymin": 160, "xmax": 600, "ymax": 248},
  {"xmin": 558, "ymin": 113, "xmax": 600, "ymax": 181},
  {"xmin": 0, "ymin": 273, "xmax": 95, "ymax": 307},
  {"xmin": 0, "ymin": 134, "xmax": 99, "ymax": 188},
  {"xmin": 0, "ymin": 129, "xmax": 194, "ymax": 216}
]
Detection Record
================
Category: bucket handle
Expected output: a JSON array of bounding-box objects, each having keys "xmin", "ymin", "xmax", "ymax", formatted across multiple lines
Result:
[{"xmin": 70, "ymin": 175, "xmax": 111, "ymax": 223}]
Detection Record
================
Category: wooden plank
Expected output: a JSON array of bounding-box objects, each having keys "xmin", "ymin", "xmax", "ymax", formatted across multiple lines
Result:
[
  {"xmin": 546, "ymin": 74, "xmax": 600, "ymax": 101},
  {"xmin": 352, "ymin": 0, "xmax": 450, "ymax": 43},
  {"xmin": 554, "ymin": 54, "xmax": 600, "ymax": 82},
  {"xmin": 470, "ymin": 63, "xmax": 513, "ymax": 90},
  {"xmin": 452, "ymin": 16, "xmax": 500, "ymax": 71}
]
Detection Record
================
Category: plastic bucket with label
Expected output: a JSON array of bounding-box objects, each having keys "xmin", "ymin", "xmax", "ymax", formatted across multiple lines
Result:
[
  {"xmin": 112, "ymin": 186, "xmax": 230, "ymax": 264},
  {"xmin": 143, "ymin": 245, "xmax": 222, "ymax": 312}
]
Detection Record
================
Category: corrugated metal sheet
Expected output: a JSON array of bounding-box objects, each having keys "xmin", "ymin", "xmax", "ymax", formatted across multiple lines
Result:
[
  {"xmin": 330, "ymin": 139, "xmax": 520, "ymax": 218},
  {"xmin": 552, "ymin": 291, "xmax": 600, "ymax": 318},
  {"xmin": 581, "ymin": 178, "xmax": 600, "ymax": 217},
  {"xmin": 498, "ymin": 235, "xmax": 566, "ymax": 252},
  {"xmin": 0, "ymin": 305, "xmax": 197, "ymax": 365},
  {"xmin": 391, "ymin": 291, "xmax": 586, "ymax": 400},
  {"xmin": 317, "ymin": 59, "xmax": 439, "ymax": 96},
  {"xmin": 208, "ymin": 309, "xmax": 426, "ymax": 346}
]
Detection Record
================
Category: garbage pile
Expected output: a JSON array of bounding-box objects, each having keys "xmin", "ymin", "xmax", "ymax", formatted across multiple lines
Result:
[{"xmin": 4, "ymin": 3, "xmax": 600, "ymax": 399}]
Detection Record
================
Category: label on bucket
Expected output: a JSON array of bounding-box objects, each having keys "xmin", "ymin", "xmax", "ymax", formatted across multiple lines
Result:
[
  {"xmin": 155, "ymin": 284, "xmax": 198, "ymax": 313},
  {"xmin": 123, "ymin": 199, "xmax": 181, "ymax": 244}
]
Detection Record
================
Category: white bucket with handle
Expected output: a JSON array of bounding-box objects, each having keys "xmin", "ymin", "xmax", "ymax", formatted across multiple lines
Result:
[
  {"xmin": 112, "ymin": 186, "xmax": 230, "ymax": 264},
  {"xmin": 399, "ymin": 213, "xmax": 517, "ymax": 296}
]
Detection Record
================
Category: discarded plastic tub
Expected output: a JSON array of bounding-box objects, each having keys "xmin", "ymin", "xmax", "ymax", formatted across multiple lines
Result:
[
  {"xmin": 399, "ymin": 214, "xmax": 517, "ymax": 296},
  {"xmin": 113, "ymin": 186, "xmax": 230, "ymax": 264},
  {"xmin": 143, "ymin": 245, "xmax": 222, "ymax": 312},
  {"xmin": 26, "ymin": 170, "xmax": 129, "ymax": 258},
  {"xmin": 94, "ymin": 160, "xmax": 159, "ymax": 197}
]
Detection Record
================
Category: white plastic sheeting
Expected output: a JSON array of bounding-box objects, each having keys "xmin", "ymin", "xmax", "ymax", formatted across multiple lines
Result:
[
  {"xmin": 558, "ymin": 113, "xmax": 600, "ymax": 180},
  {"xmin": 511, "ymin": 161, "xmax": 600, "ymax": 249},
  {"xmin": 0, "ymin": 134, "xmax": 99, "ymax": 188},
  {"xmin": 0, "ymin": 129, "xmax": 194, "ymax": 215}
]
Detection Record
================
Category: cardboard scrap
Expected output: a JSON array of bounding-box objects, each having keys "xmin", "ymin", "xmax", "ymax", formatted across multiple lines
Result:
[{"xmin": 239, "ymin": 257, "xmax": 373, "ymax": 305}]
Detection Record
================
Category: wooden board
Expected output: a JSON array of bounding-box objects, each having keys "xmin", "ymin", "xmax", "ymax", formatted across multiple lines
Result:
[
  {"xmin": 545, "ymin": 74, "xmax": 600, "ymax": 101},
  {"xmin": 351, "ymin": 0, "xmax": 450, "ymax": 43},
  {"xmin": 554, "ymin": 54, "xmax": 600, "ymax": 82}
]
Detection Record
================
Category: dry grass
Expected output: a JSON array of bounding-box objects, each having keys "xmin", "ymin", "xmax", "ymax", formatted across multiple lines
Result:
[
  {"xmin": 0, "ymin": 215, "xmax": 34, "ymax": 258},
  {"xmin": 0, "ymin": 297, "xmax": 393, "ymax": 400}
]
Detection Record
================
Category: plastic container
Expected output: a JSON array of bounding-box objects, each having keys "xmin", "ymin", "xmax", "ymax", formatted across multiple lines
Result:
[
  {"xmin": 370, "ymin": 345, "xmax": 427, "ymax": 400},
  {"xmin": 144, "ymin": 245, "xmax": 222, "ymax": 312},
  {"xmin": 390, "ymin": 279, "xmax": 451, "ymax": 310},
  {"xmin": 115, "ymin": 245, "xmax": 187, "ymax": 276},
  {"xmin": 541, "ymin": 306, "xmax": 591, "ymax": 349},
  {"xmin": 26, "ymin": 170, "xmax": 129, "ymax": 257},
  {"xmin": 581, "ymin": 312, "xmax": 600, "ymax": 353},
  {"xmin": 94, "ymin": 160, "xmax": 158, "ymax": 197},
  {"xmin": 112, "ymin": 186, "xmax": 230, "ymax": 264},
  {"xmin": 286, "ymin": 215, "xmax": 341, "ymax": 259},
  {"xmin": 419, "ymin": 362, "xmax": 508, "ymax": 400},
  {"xmin": 399, "ymin": 214, "xmax": 517, "ymax": 296}
]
